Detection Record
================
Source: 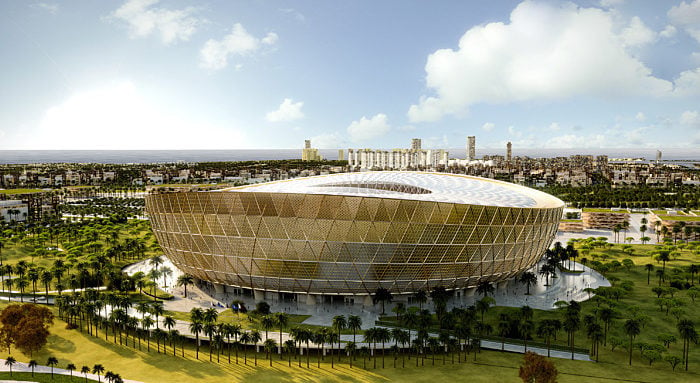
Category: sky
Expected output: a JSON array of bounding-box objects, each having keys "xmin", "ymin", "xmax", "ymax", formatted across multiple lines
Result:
[{"xmin": 1, "ymin": 0, "xmax": 700, "ymax": 152}]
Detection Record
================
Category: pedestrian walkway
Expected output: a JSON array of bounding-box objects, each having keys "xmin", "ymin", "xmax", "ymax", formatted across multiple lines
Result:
[{"xmin": 0, "ymin": 359, "xmax": 142, "ymax": 383}]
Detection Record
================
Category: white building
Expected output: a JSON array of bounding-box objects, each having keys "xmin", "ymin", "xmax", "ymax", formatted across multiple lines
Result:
[{"xmin": 347, "ymin": 143, "xmax": 449, "ymax": 170}]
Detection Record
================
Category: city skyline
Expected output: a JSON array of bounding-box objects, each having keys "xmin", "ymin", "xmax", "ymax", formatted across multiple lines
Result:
[{"xmin": 1, "ymin": 0, "xmax": 699, "ymax": 151}]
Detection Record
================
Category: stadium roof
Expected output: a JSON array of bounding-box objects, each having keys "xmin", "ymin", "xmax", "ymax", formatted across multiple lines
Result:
[{"xmin": 222, "ymin": 172, "xmax": 564, "ymax": 209}]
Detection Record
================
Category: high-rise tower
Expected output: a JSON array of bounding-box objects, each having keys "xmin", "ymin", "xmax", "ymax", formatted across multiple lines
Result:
[
  {"xmin": 506, "ymin": 142, "xmax": 512, "ymax": 162},
  {"xmin": 467, "ymin": 136, "xmax": 476, "ymax": 161}
]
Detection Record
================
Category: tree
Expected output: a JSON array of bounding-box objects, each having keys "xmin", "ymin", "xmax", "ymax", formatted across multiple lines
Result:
[
  {"xmin": 413, "ymin": 289, "xmax": 427, "ymax": 310},
  {"xmin": 623, "ymin": 319, "xmax": 641, "ymax": 366},
  {"xmin": 5, "ymin": 356, "xmax": 16, "ymax": 377},
  {"xmin": 264, "ymin": 338, "xmax": 277, "ymax": 367},
  {"xmin": 176, "ymin": 274, "xmax": 194, "ymax": 298},
  {"xmin": 519, "ymin": 272, "xmax": 537, "ymax": 295},
  {"xmin": 81, "ymin": 365, "xmax": 91, "ymax": 383},
  {"xmin": 189, "ymin": 320, "xmax": 203, "ymax": 360},
  {"xmin": 283, "ymin": 339, "xmax": 295, "ymax": 367},
  {"xmin": 373, "ymin": 287, "xmax": 393, "ymax": 315},
  {"xmin": 348, "ymin": 315, "xmax": 362, "ymax": 345},
  {"xmin": 28, "ymin": 359, "xmax": 37, "ymax": 376},
  {"xmin": 92, "ymin": 364, "xmax": 105, "ymax": 383},
  {"xmin": 664, "ymin": 354, "xmax": 683, "ymax": 371},
  {"xmin": 66, "ymin": 363, "xmax": 76, "ymax": 379},
  {"xmin": 0, "ymin": 304, "xmax": 54, "ymax": 357},
  {"xmin": 47, "ymin": 356, "xmax": 58, "ymax": 378},
  {"xmin": 677, "ymin": 319, "xmax": 698, "ymax": 371},
  {"xmin": 644, "ymin": 264, "xmax": 654, "ymax": 285},
  {"xmin": 332, "ymin": 315, "xmax": 347, "ymax": 361},
  {"xmin": 476, "ymin": 281, "xmax": 495, "ymax": 297},
  {"xmin": 519, "ymin": 351, "xmax": 557, "ymax": 383}
]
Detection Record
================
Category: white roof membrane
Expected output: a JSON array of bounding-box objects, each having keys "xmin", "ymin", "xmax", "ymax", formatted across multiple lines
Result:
[{"xmin": 223, "ymin": 172, "xmax": 564, "ymax": 208}]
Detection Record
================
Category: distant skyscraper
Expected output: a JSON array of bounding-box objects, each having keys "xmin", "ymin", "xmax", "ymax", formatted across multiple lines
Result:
[
  {"xmin": 302, "ymin": 140, "xmax": 321, "ymax": 161},
  {"xmin": 338, "ymin": 149, "xmax": 345, "ymax": 161},
  {"xmin": 506, "ymin": 141, "xmax": 512, "ymax": 162},
  {"xmin": 467, "ymin": 136, "xmax": 476, "ymax": 161},
  {"xmin": 411, "ymin": 138, "xmax": 422, "ymax": 151},
  {"xmin": 656, "ymin": 150, "xmax": 662, "ymax": 163}
]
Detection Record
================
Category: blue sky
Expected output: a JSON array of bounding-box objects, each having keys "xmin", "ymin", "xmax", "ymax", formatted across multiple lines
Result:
[{"xmin": 1, "ymin": 0, "xmax": 700, "ymax": 151}]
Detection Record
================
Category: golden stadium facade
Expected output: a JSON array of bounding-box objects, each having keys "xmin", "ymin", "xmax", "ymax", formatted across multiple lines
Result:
[{"xmin": 146, "ymin": 172, "xmax": 564, "ymax": 295}]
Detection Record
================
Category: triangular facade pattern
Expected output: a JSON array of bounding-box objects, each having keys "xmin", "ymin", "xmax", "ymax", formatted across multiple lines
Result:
[{"xmin": 146, "ymin": 189, "xmax": 563, "ymax": 295}]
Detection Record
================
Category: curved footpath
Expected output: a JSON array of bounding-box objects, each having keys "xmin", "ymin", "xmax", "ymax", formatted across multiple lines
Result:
[{"xmin": 0, "ymin": 358, "xmax": 143, "ymax": 383}]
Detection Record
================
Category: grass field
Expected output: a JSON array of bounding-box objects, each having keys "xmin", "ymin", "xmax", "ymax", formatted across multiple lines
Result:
[
  {"xmin": 0, "ymin": 188, "xmax": 46, "ymax": 194},
  {"xmin": 4, "ymin": 297, "xmax": 698, "ymax": 383}
]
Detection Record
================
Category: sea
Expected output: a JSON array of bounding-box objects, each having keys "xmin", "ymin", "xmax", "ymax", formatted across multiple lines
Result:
[{"xmin": 0, "ymin": 148, "xmax": 698, "ymax": 164}]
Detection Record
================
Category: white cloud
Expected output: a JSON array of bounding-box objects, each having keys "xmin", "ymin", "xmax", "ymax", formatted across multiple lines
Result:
[
  {"xmin": 200, "ymin": 24, "xmax": 277, "ymax": 70},
  {"xmin": 262, "ymin": 32, "xmax": 278, "ymax": 45},
  {"xmin": 265, "ymin": 98, "xmax": 304, "ymax": 122},
  {"xmin": 548, "ymin": 122, "xmax": 561, "ymax": 131},
  {"xmin": 660, "ymin": 25, "xmax": 677, "ymax": 39},
  {"xmin": 347, "ymin": 113, "xmax": 391, "ymax": 142},
  {"xmin": 624, "ymin": 126, "xmax": 650, "ymax": 145},
  {"xmin": 311, "ymin": 132, "xmax": 345, "ymax": 149},
  {"xmin": 21, "ymin": 81, "xmax": 245, "ymax": 150},
  {"xmin": 668, "ymin": 0, "xmax": 700, "ymax": 43},
  {"xmin": 507, "ymin": 126, "xmax": 522, "ymax": 138},
  {"xmin": 408, "ymin": 1, "xmax": 675, "ymax": 122},
  {"xmin": 680, "ymin": 110, "xmax": 700, "ymax": 127},
  {"xmin": 599, "ymin": 0, "xmax": 624, "ymax": 8},
  {"xmin": 635, "ymin": 112, "xmax": 646, "ymax": 122},
  {"xmin": 33, "ymin": 3, "xmax": 59, "ymax": 14},
  {"xmin": 481, "ymin": 122, "xmax": 495, "ymax": 132},
  {"xmin": 673, "ymin": 67, "xmax": 700, "ymax": 96},
  {"xmin": 397, "ymin": 125, "xmax": 416, "ymax": 131},
  {"xmin": 544, "ymin": 134, "xmax": 607, "ymax": 148},
  {"xmin": 620, "ymin": 16, "xmax": 657, "ymax": 47},
  {"xmin": 109, "ymin": 0, "xmax": 200, "ymax": 45}
]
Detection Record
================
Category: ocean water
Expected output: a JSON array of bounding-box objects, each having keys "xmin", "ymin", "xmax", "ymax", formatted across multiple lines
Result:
[{"xmin": 0, "ymin": 148, "xmax": 698, "ymax": 164}]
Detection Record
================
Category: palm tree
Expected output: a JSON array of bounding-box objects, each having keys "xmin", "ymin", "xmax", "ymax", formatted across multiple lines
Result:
[
  {"xmin": 66, "ymin": 363, "xmax": 76, "ymax": 380},
  {"xmin": 283, "ymin": 339, "xmax": 296, "ymax": 367},
  {"xmin": 275, "ymin": 312, "xmax": 289, "ymax": 357},
  {"xmin": 261, "ymin": 314, "xmax": 276, "ymax": 351},
  {"xmin": 376, "ymin": 327, "xmax": 391, "ymax": 368},
  {"xmin": 313, "ymin": 328, "xmax": 328, "ymax": 368},
  {"xmin": 655, "ymin": 250, "xmax": 671, "ymax": 278},
  {"xmin": 677, "ymin": 319, "xmax": 698, "ymax": 371},
  {"xmin": 189, "ymin": 320, "xmax": 203, "ymax": 359},
  {"xmin": 5, "ymin": 356, "xmax": 16, "ymax": 376},
  {"xmin": 176, "ymin": 274, "xmax": 194, "ymax": 298},
  {"xmin": 203, "ymin": 323, "xmax": 216, "ymax": 361},
  {"xmin": 537, "ymin": 320, "xmax": 557, "ymax": 357},
  {"xmin": 623, "ymin": 319, "xmax": 641, "ymax": 365},
  {"xmin": 519, "ymin": 271, "xmax": 537, "ymax": 295},
  {"xmin": 264, "ymin": 339, "xmax": 277, "ymax": 366},
  {"xmin": 142, "ymin": 317, "xmax": 154, "ymax": 352},
  {"xmin": 92, "ymin": 364, "xmax": 105, "ymax": 382},
  {"xmin": 373, "ymin": 287, "xmax": 393, "ymax": 315},
  {"xmin": 28, "ymin": 359, "xmax": 38, "ymax": 377},
  {"xmin": 345, "ymin": 341, "xmax": 357, "ymax": 368},
  {"xmin": 332, "ymin": 315, "xmax": 347, "ymax": 361},
  {"xmin": 81, "ymin": 366, "xmax": 91, "ymax": 383},
  {"xmin": 47, "ymin": 356, "xmax": 58, "ymax": 378},
  {"xmin": 348, "ymin": 315, "xmax": 362, "ymax": 345},
  {"xmin": 250, "ymin": 330, "xmax": 262, "ymax": 366},
  {"xmin": 240, "ymin": 332, "xmax": 251, "ymax": 365},
  {"xmin": 413, "ymin": 289, "xmax": 427, "ymax": 310},
  {"xmin": 475, "ymin": 280, "xmax": 495, "ymax": 297},
  {"xmin": 644, "ymin": 264, "xmax": 654, "ymax": 285}
]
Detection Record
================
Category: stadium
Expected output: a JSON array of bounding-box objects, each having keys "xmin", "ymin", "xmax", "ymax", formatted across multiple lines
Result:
[{"xmin": 146, "ymin": 172, "xmax": 564, "ymax": 299}]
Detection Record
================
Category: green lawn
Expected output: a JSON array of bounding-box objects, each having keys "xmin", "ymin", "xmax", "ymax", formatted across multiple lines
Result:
[
  {"xmin": 657, "ymin": 215, "xmax": 700, "ymax": 222},
  {"xmin": 582, "ymin": 208, "xmax": 627, "ymax": 213},
  {"xmin": 0, "ymin": 188, "xmax": 46, "ymax": 194},
  {"xmin": 0, "ymin": 371, "xmax": 98, "ymax": 382},
  {"xmin": 4, "ymin": 297, "xmax": 698, "ymax": 383}
]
